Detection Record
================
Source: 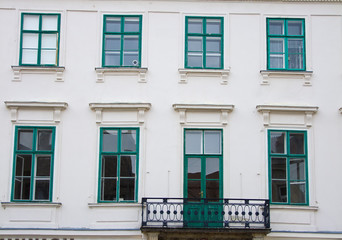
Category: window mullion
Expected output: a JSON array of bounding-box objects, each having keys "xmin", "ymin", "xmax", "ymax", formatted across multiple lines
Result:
[
  {"xmin": 37, "ymin": 15, "xmax": 42, "ymax": 65},
  {"xmin": 117, "ymin": 154, "xmax": 121, "ymax": 202}
]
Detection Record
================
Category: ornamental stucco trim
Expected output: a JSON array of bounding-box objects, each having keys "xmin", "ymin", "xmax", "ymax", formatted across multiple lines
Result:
[
  {"xmin": 178, "ymin": 68, "xmax": 230, "ymax": 85},
  {"xmin": 11, "ymin": 66, "xmax": 65, "ymax": 82},
  {"xmin": 260, "ymin": 70, "xmax": 313, "ymax": 86},
  {"xmin": 95, "ymin": 67, "xmax": 148, "ymax": 83}
]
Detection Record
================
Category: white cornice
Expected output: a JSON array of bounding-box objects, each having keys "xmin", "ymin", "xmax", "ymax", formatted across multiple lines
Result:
[
  {"xmin": 256, "ymin": 104, "xmax": 318, "ymax": 113},
  {"xmin": 5, "ymin": 101, "xmax": 68, "ymax": 109}
]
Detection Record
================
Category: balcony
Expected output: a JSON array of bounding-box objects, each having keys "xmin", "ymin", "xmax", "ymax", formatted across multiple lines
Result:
[{"xmin": 141, "ymin": 198, "xmax": 270, "ymax": 234}]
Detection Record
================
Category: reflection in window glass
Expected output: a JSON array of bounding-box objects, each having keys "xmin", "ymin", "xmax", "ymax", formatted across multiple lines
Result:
[
  {"xmin": 185, "ymin": 131, "xmax": 202, "ymax": 154},
  {"xmin": 204, "ymin": 131, "xmax": 221, "ymax": 154}
]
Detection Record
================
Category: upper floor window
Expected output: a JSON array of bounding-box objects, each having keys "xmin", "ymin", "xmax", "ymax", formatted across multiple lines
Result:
[
  {"xmin": 20, "ymin": 13, "xmax": 60, "ymax": 66},
  {"xmin": 12, "ymin": 126, "xmax": 55, "ymax": 202},
  {"xmin": 267, "ymin": 18, "xmax": 305, "ymax": 71},
  {"xmin": 102, "ymin": 15, "xmax": 142, "ymax": 67},
  {"xmin": 268, "ymin": 130, "xmax": 308, "ymax": 205},
  {"xmin": 185, "ymin": 17, "xmax": 223, "ymax": 69}
]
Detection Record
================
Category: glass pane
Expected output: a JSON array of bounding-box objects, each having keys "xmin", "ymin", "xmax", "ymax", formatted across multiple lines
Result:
[
  {"xmin": 185, "ymin": 130, "xmax": 202, "ymax": 154},
  {"xmin": 272, "ymin": 180, "xmax": 287, "ymax": 203},
  {"xmin": 206, "ymin": 180, "xmax": 219, "ymax": 199},
  {"xmin": 290, "ymin": 158, "xmax": 305, "ymax": 180},
  {"xmin": 188, "ymin": 53, "xmax": 203, "ymax": 68},
  {"xmin": 204, "ymin": 131, "xmax": 221, "ymax": 154},
  {"xmin": 106, "ymin": 17, "xmax": 121, "ymax": 32},
  {"xmin": 22, "ymin": 33, "xmax": 39, "ymax": 48},
  {"xmin": 271, "ymin": 157, "xmax": 286, "ymax": 180},
  {"xmin": 15, "ymin": 155, "xmax": 32, "ymax": 176},
  {"xmin": 41, "ymin": 50, "xmax": 57, "ymax": 65},
  {"xmin": 42, "ymin": 15, "xmax": 58, "ymax": 31},
  {"xmin": 206, "ymin": 19, "xmax": 221, "ymax": 34},
  {"xmin": 206, "ymin": 37, "xmax": 221, "ymax": 52},
  {"xmin": 105, "ymin": 52, "xmax": 120, "ymax": 66},
  {"xmin": 121, "ymin": 130, "xmax": 137, "ymax": 152},
  {"xmin": 288, "ymin": 21, "xmax": 303, "ymax": 35},
  {"xmin": 270, "ymin": 54, "xmax": 284, "ymax": 69},
  {"xmin": 34, "ymin": 179, "xmax": 50, "ymax": 200},
  {"xmin": 102, "ymin": 156, "xmax": 117, "ymax": 177},
  {"xmin": 41, "ymin": 34, "xmax": 57, "ymax": 48},
  {"xmin": 22, "ymin": 49, "xmax": 38, "ymax": 64},
  {"xmin": 18, "ymin": 129, "xmax": 33, "ymax": 150},
  {"xmin": 102, "ymin": 179, "xmax": 116, "ymax": 201},
  {"xmin": 14, "ymin": 177, "xmax": 31, "ymax": 200},
  {"xmin": 289, "ymin": 133, "xmax": 304, "ymax": 154},
  {"xmin": 124, "ymin": 36, "xmax": 139, "ymax": 50},
  {"xmin": 290, "ymin": 182, "xmax": 306, "ymax": 203},
  {"xmin": 206, "ymin": 54, "xmax": 221, "ymax": 68},
  {"xmin": 188, "ymin": 158, "xmax": 201, "ymax": 179},
  {"xmin": 269, "ymin": 20, "xmax": 284, "ymax": 35},
  {"xmin": 206, "ymin": 158, "xmax": 219, "ymax": 179},
  {"xmin": 188, "ymin": 18, "xmax": 203, "ymax": 34},
  {"xmin": 123, "ymin": 52, "xmax": 139, "ymax": 66},
  {"xmin": 23, "ymin": 15, "xmax": 39, "ymax": 30},
  {"xmin": 188, "ymin": 36, "xmax": 203, "ymax": 52},
  {"xmin": 119, "ymin": 178, "xmax": 135, "ymax": 200},
  {"xmin": 120, "ymin": 155, "xmax": 136, "ymax": 177},
  {"xmin": 36, "ymin": 156, "xmax": 51, "ymax": 176},
  {"xmin": 270, "ymin": 132, "xmax": 285, "ymax": 153},
  {"xmin": 102, "ymin": 130, "xmax": 118, "ymax": 152},
  {"xmin": 188, "ymin": 180, "xmax": 201, "ymax": 199},
  {"xmin": 270, "ymin": 38, "xmax": 284, "ymax": 53},
  {"xmin": 124, "ymin": 17, "xmax": 140, "ymax": 32},
  {"xmin": 288, "ymin": 39, "xmax": 303, "ymax": 54},
  {"xmin": 37, "ymin": 130, "xmax": 53, "ymax": 151},
  {"xmin": 288, "ymin": 54, "xmax": 303, "ymax": 69},
  {"xmin": 105, "ymin": 35, "xmax": 121, "ymax": 51}
]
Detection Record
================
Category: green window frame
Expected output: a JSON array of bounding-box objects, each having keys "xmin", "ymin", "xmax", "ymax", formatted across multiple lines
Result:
[
  {"xmin": 268, "ymin": 130, "xmax": 308, "ymax": 205},
  {"xmin": 98, "ymin": 128, "xmax": 139, "ymax": 202},
  {"xmin": 102, "ymin": 15, "xmax": 142, "ymax": 67},
  {"xmin": 19, "ymin": 13, "xmax": 61, "ymax": 66},
  {"xmin": 185, "ymin": 16, "xmax": 224, "ymax": 69},
  {"xmin": 11, "ymin": 126, "xmax": 55, "ymax": 202},
  {"xmin": 267, "ymin": 18, "xmax": 306, "ymax": 71}
]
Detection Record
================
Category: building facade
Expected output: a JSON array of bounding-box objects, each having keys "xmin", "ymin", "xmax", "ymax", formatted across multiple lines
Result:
[{"xmin": 0, "ymin": 0, "xmax": 342, "ymax": 240}]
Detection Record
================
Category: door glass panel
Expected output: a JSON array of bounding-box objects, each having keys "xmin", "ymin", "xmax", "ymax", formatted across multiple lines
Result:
[
  {"xmin": 120, "ymin": 155, "xmax": 136, "ymax": 177},
  {"xmin": 188, "ymin": 158, "xmax": 201, "ymax": 179},
  {"xmin": 206, "ymin": 19, "xmax": 221, "ymax": 34},
  {"xmin": 102, "ymin": 156, "xmax": 117, "ymax": 177},
  {"xmin": 290, "ymin": 158, "xmax": 305, "ymax": 180},
  {"xmin": 270, "ymin": 132, "xmax": 285, "ymax": 153},
  {"xmin": 120, "ymin": 178, "xmax": 135, "ymax": 200},
  {"xmin": 287, "ymin": 21, "xmax": 303, "ymax": 35},
  {"xmin": 206, "ymin": 158, "xmax": 219, "ymax": 179},
  {"xmin": 34, "ymin": 179, "xmax": 50, "ymax": 200},
  {"xmin": 36, "ymin": 156, "xmax": 51, "ymax": 176},
  {"xmin": 37, "ymin": 130, "xmax": 53, "ymax": 150},
  {"xmin": 102, "ymin": 179, "xmax": 116, "ymax": 201},
  {"xmin": 42, "ymin": 15, "xmax": 58, "ymax": 31},
  {"xmin": 206, "ymin": 180, "xmax": 219, "ymax": 200},
  {"xmin": 106, "ymin": 17, "xmax": 121, "ymax": 32},
  {"xmin": 269, "ymin": 20, "xmax": 284, "ymax": 35},
  {"xmin": 188, "ymin": 18, "xmax": 203, "ymax": 33},
  {"xmin": 185, "ymin": 131, "xmax": 202, "ymax": 154},
  {"xmin": 188, "ymin": 180, "xmax": 201, "ymax": 200},
  {"xmin": 290, "ymin": 182, "xmax": 306, "ymax": 203},
  {"xmin": 17, "ymin": 130, "xmax": 33, "ymax": 150},
  {"xmin": 102, "ymin": 130, "xmax": 118, "ymax": 152},
  {"xmin": 272, "ymin": 180, "xmax": 287, "ymax": 203},
  {"xmin": 289, "ymin": 133, "xmax": 304, "ymax": 154},
  {"xmin": 121, "ymin": 130, "xmax": 137, "ymax": 152},
  {"xmin": 204, "ymin": 131, "xmax": 221, "ymax": 154},
  {"xmin": 271, "ymin": 157, "xmax": 286, "ymax": 180},
  {"xmin": 23, "ymin": 15, "xmax": 39, "ymax": 30}
]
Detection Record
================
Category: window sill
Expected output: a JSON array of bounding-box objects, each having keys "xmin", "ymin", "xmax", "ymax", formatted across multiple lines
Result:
[
  {"xmin": 95, "ymin": 67, "xmax": 148, "ymax": 83},
  {"xmin": 1, "ymin": 201, "xmax": 62, "ymax": 209},
  {"xmin": 178, "ymin": 68, "xmax": 230, "ymax": 85},
  {"xmin": 88, "ymin": 202, "xmax": 140, "ymax": 208},
  {"xmin": 260, "ymin": 70, "xmax": 313, "ymax": 86},
  {"xmin": 11, "ymin": 65, "xmax": 65, "ymax": 82},
  {"xmin": 270, "ymin": 204, "xmax": 318, "ymax": 211}
]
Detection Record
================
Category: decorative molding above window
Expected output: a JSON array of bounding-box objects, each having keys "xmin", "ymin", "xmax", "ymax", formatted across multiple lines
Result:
[
  {"xmin": 178, "ymin": 68, "xmax": 230, "ymax": 85},
  {"xmin": 173, "ymin": 103, "xmax": 234, "ymax": 125},
  {"xmin": 95, "ymin": 67, "xmax": 148, "ymax": 83},
  {"xmin": 260, "ymin": 70, "xmax": 313, "ymax": 86},
  {"xmin": 5, "ymin": 101, "xmax": 68, "ymax": 123},
  {"xmin": 256, "ymin": 104, "xmax": 318, "ymax": 127},
  {"xmin": 89, "ymin": 102, "xmax": 151, "ymax": 124},
  {"xmin": 11, "ymin": 66, "xmax": 65, "ymax": 82}
]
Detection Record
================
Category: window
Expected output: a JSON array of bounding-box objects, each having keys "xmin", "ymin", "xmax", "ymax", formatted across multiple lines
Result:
[
  {"xmin": 268, "ymin": 130, "xmax": 308, "ymax": 205},
  {"xmin": 185, "ymin": 17, "xmax": 223, "ymax": 69},
  {"xmin": 99, "ymin": 128, "xmax": 139, "ymax": 202},
  {"xmin": 12, "ymin": 126, "xmax": 55, "ymax": 201},
  {"xmin": 267, "ymin": 18, "xmax": 305, "ymax": 71},
  {"xmin": 102, "ymin": 15, "xmax": 142, "ymax": 67},
  {"xmin": 20, "ymin": 13, "xmax": 60, "ymax": 66}
]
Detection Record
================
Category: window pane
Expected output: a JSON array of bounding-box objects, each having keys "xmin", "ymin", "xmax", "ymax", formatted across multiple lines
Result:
[
  {"xmin": 41, "ymin": 34, "xmax": 57, "ymax": 48},
  {"xmin": 185, "ymin": 131, "xmax": 202, "ymax": 154},
  {"xmin": 124, "ymin": 17, "xmax": 140, "ymax": 32},
  {"xmin": 105, "ymin": 52, "xmax": 120, "ymax": 66},
  {"xmin": 34, "ymin": 179, "xmax": 50, "ymax": 200},
  {"xmin": 37, "ymin": 130, "xmax": 53, "ymax": 151},
  {"xmin": 119, "ymin": 178, "xmax": 135, "ymax": 201},
  {"xmin": 121, "ymin": 130, "xmax": 137, "ymax": 152},
  {"xmin": 290, "ymin": 182, "xmax": 306, "ymax": 203},
  {"xmin": 102, "ymin": 156, "xmax": 117, "ymax": 177},
  {"xmin": 270, "ymin": 132, "xmax": 285, "ymax": 154},
  {"xmin": 270, "ymin": 38, "xmax": 284, "ymax": 53},
  {"xmin": 290, "ymin": 158, "xmax": 305, "ymax": 180},
  {"xmin": 188, "ymin": 158, "xmax": 201, "ymax": 180},
  {"xmin": 124, "ymin": 36, "xmax": 139, "ymax": 50},
  {"xmin": 206, "ymin": 180, "xmax": 219, "ymax": 199},
  {"xmin": 41, "ymin": 50, "xmax": 57, "ymax": 65},
  {"xmin": 206, "ymin": 54, "xmax": 221, "ymax": 68},
  {"xmin": 204, "ymin": 130, "xmax": 221, "ymax": 154},
  {"xmin": 188, "ymin": 18, "xmax": 203, "ymax": 33},
  {"xmin": 106, "ymin": 17, "xmax": 121, "ymax": 32},
  {"xmin": 18, "ymin": 129, "xmax": 33, "ymax": 150},
  {"xmin": 187, "ymin": 53, "xmax": 203, "ymax": 68},
  {"xmin": 269, "ymin": 20, "xmax": 284, "ymax": 35},
  {"xmin": 271, "ymin": 157, "xmax": 286, "ymax": 180},
  {"xmin": 206, "ymin": 37, "xmax": 221, "ymax": 52},
  {"xmin": 105, "ymin": 35, "xmax": 121, "ymax": 51},
  {"xmin": 287, "ymin": 21, "xmax": 303, "ymax": 35},
  {"xmin": 206, "ymin": 158, "xmax": 219, "ymax": 179},
  {"xmin": 288, "ymin": 39, "xmax": 303, "ymax": 54},
  {"xmin": 15, "ymin": 155, "xmax": 32, "ymax": 177},
  {"xmin": 288, "ymin": 54, "xmax": 303, "ymax": 69},
  {"xmin": 206, "ymin": 19, "xmax": 221, "ymax": 34},
  {"xmin": 22, "ymin": 33, "xmax": 39, "ymax": 48},
  {"xmin": 272, "ymin": 180, "xmax": 287, "ymax": 203},
  {"xmin": 42, "ymin": 15, "xmax": 58, "ymax": 31},
  {"xmin": 36, "ymin": 156, "xmax": 51, "ymax": 176},
  {"xmin": 289, "ymin": 133, "xmax": 304, "ymax": 154},
  {"xmin": 23, "ymin": 15, "xmax": 39, "ymax": 30},
  {"xmin": 102, "ymin": 179, "xmax": 117, "ymax": 201},
  {"xmin": 22, "ymin": 49, "xmax": 38, "ymax": 64},
  {"xmin": 188, "ymin": 36, "xmax": 203, "ymax": 52},
  {"xmin": 188, "ymin": 180, "xmax": 201, "ymax": 199},
  {"xmin": 120, "ymin": 155, "xmax": 136, "ymax": 177},
  {"xmin": 123, "ymin": 52, "xmax": 139, "ymax": 66},
  {"xmin": 102, "ymin": 130, "xmax": 118, "ymax": 152},
  {"xmin": 14, "ymin": 177, "xmax": 31, "ymax": 200},
  {"xmin": 269, "ymin": 54, "xmax": 284, "ymax": 69}
]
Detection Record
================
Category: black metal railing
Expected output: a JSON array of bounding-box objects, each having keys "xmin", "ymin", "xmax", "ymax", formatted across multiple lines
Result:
[{"xmin": 141, "ymin": 198, "xmax": 270, "ymax": 229}]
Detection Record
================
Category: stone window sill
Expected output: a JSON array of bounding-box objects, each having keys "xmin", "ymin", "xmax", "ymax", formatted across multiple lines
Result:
[
  {"xmin": 260, "ymin": 70, "xmax": 313, "ymax": 86},
  {"xmin": 88, "ymin": 202, "xmax": 140, "ymax": 208},
  {"xmin": 95, "ymin": 67, "xmax": 148, "ymax": 83},
  {"xmin": 11, "ymin": 66, "xmax": 65, "ymax": 82},
  {"xmin": 270, "ymin": 204, "xmax": 318, "ymax": 211},
  {"xmin": 178, "ymin": 68, "xmax": 230, "ymax": 85},
  {"xmin": 1, "ymin": 202, "xmax": 62, "ymax": 209}
]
